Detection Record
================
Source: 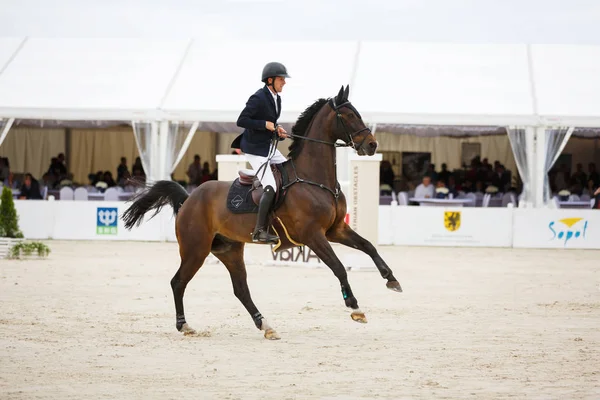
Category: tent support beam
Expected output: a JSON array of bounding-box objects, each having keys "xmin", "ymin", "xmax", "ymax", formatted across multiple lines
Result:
[{"xmin": 0, "ymin": 118, "xmax": 15, "ymax": 148}]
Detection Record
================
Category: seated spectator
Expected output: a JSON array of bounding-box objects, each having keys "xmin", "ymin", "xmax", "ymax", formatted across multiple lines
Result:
[
  {"xmin": 447, "ymin": 175, "xmax": 461, "ymax": 197},
  {"xmin": 91, "ymin": 171, "xmax": 104, "ymax": 186},
  {"xmin": 583, "ymin": 179, "xmax": 597, "ymax": 197},
  {"xmin": 414, "ymin": 176, "xmax": 434, "ymax": 199},
  {"xmin": 434, "ymin": 180, "xmax": 449, "ymax": 199},
  {"xmin": 103, "ymin": 171, "xmax": 117, "ymax": 187},
  {"xmin": 18, "ymin": 173, "xmax": 42, "ymax": 200},
  {"xmin": 491, "ymin": 165, "xmax": 510, "ymax": 192}
]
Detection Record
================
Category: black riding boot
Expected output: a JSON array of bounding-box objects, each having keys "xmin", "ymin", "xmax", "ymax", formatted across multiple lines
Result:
[{"xmin": 252, "ymin": 185, "xmax": 279, "ymax": 244}]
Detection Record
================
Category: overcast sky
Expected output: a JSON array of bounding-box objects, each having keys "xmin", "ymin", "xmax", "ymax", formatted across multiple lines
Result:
[{"xmin": 1, "ymin": 0, "xmax": 600, "ymax": 44}]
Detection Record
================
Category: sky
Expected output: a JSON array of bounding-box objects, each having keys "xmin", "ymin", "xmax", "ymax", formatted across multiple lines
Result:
[{"xmin": 1, "ymin": 0, "xmax": 600, "ymax": 44}]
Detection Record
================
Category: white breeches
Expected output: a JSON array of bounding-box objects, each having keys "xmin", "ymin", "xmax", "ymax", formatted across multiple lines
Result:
[{"xmin": 245, "ymin": 148, "xmax": 287, "ymax": 191}]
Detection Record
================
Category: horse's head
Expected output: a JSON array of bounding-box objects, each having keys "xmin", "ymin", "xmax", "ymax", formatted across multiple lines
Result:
[{"xmin": 328, "ymin": 85, "xmax": 378, "ymax": 156}]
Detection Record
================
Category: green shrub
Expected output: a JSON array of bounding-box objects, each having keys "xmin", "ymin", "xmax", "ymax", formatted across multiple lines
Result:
[
  {"xmin": 0, "ymin": 186, "xmax": 23, "ymax": 238},
  {"xmin": 9, "ymin": 241, "xmax": 51, "ymax": 259}
]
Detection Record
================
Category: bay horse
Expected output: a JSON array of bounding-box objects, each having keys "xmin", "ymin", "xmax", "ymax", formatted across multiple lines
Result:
[{"xmin": 122, "ymin": 85, "xmax": 402, "ymax": 340}]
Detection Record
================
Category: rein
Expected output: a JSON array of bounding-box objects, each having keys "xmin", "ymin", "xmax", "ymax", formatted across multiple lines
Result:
[
  {"xmin": 277, "ymin": 99, "xmax": 372, "ymax": 201},
  {"xmin": 282, "ymin": 100, "xmax": 371, "ymax": 151}
]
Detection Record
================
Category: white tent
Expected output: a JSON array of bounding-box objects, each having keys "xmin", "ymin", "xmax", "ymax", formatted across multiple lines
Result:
[{"xmin": 1, "ymin": 37, "xmax": 600, "ymax": 205}]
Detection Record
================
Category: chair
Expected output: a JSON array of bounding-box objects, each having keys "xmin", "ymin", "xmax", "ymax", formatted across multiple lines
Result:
[
  {"xmin": 397, "ymin": 191, "xmax": 409, "ymax": 205},
  {"xmin": 464, "ymin": 192, "xmax": 476, "ymax": 207},
  {"xmin": 40, "ymin": 185, "xmax": 48, "ymax": 200},
  {"xmin": 501, "ymin": 192, "xmax": 516, "ymax": 207},
  {"xmin": 482, "ymin": 193, "xmax": 491, "ymax": 208},
  {"xmin": 104, "ymin": 187, "xmax": 120, "ymax": 201},
  {"xmin": 580, "ymin": 194, "xmax": 591, "ymax": 202},
  {"xmin": 59, "ymin": 186, "xmax": 74, "ymax": 200},
  {"xmin": 74, "ymin": 187, "xmax": 89, "ymax": 201},
  {"xmin": 379, "ymin": 195, "xmax": 393, "ymax": 205}
]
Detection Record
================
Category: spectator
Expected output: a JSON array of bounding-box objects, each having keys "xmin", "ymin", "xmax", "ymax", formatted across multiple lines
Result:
[
  {"xmin": 0, "ymin": 157, "xmax": 9, "ymax": 184},
  {"xmin": 187, "ymin": 154, "xmax": 202, "ymax": 185},
  {"xmin": 437, "ymin": 163, "xmax": 451, "ymax": 185},
  {"xmin": 415, "ymin": 176, "xmax": 434, "ymax": 199},
  {"xmin": 18, "ymin": 173, "xmax": 42, "ymax": 200},
  {"xmin": 589, "ymin": 163, "xmax": 599, "ymax": 187},
  {"xmin": 117, "ymin": 157, "xmax": 129, "ymax": 182},
  {"xmin": 572, "ymin": 163, "xmax": 587, "ymax": 187}
]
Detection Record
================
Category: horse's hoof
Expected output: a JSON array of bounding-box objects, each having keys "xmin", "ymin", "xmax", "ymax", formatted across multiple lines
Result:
[
  {"xmin": 386, "ymin": 281, "xmax": 403, "ymax": 292},
  {"xmin": 264, "ymin": 328, "xmax": 281, "ymax": 340},
  {"xmin": 181, "ymin": 323, "xmax": 197, "ymax": 336},
  {"xmin": 351, "ymin": 311, "xmax": 368, "ymax": 323}
]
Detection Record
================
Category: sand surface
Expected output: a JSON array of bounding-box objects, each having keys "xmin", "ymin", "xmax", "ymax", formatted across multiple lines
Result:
[{"xmin": 1, "ymin": 240, "xmax": 599, "ymax": 399}]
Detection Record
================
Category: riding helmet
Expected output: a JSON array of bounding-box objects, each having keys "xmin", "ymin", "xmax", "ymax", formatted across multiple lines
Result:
[{"xmin": 261, "ymin": 62, "xmax": 291, "ymax": 83}]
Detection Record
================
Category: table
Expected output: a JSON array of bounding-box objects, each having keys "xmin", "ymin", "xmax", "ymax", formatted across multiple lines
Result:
[
  {"xmin": 87, "ymin": 192, "xmax": 135, "ymax": 201},
  {"xmin": 409, "ymin": 198, "xmax": 475, "ymax": 207},
  {"xmin": 558, "ymin": 201, "xmax": 592, "ymax": 209}
]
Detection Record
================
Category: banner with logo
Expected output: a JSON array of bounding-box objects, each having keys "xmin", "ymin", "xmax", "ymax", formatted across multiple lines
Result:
[
  {"xmin": 513, "ymin": 209, "xmax": 599, "ymax": 249},
  {"xmin": 391, "ymin": 207, "xmax": 513, "ymax": 247}
]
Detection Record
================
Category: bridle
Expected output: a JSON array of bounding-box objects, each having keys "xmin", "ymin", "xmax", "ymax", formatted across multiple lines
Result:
[
  {"xmin": 283, "ymin": 98, "xmax": 372, "ymax": 152},
  {"xmin": 264, "ymin": 98, "xmax": 373, "ymax": 202}
]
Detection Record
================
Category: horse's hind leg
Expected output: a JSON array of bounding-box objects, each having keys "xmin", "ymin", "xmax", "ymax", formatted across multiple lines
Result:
[
  {"xmin": 170, "ymin": 245, "xmax": 211, "ymax": 335},
  {"xmin": 327, "ymin": 223, "xmax": 402, "ymax": 292},
  {"xmin": 212, "ymin": 242, "xmax": 280, "ymax": 340}
]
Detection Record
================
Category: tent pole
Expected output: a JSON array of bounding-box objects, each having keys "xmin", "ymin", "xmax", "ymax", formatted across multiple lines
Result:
[{"xmin": 0, "ymin": 118, "xmax": 15, "ymax": 148}]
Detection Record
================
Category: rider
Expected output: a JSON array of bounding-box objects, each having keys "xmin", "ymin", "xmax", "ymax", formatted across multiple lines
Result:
[{"xmin": 232, "ymin": 61, "xmax": 290, "ymax": 244}]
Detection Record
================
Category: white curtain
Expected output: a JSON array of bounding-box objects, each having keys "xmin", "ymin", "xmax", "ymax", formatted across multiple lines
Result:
[
  {"xmin": 168, "ymin": 122, "xmax": 198, "ymax": 175},
  {"xmin": 133, "ymin": 121, "xmax": 200, "ymax": 182},
  {"xmin": 507, "ymin": 127, "xmax": 531, "ymax": 205},
  {"xmin": 543, "ymin": 127, "xmax": 574, "ymax": 203},
  {"xmin": 131, "ymin": 121, "xmax": 156, "ymax": 181}
]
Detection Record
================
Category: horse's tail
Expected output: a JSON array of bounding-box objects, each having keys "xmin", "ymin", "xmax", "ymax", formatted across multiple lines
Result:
[{"xmin": 122, "ymin": 180, "xmax": 190, "ymax": 230}]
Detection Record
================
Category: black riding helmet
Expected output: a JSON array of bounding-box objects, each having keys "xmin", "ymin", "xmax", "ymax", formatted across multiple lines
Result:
[{"xmin": 261, "ymin": 62, "xmax": 291, "ymax": 86}]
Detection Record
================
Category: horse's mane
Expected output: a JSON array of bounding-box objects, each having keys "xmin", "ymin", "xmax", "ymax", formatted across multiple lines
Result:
[{"xmin": 287, "ymin": 98, "xmax": 329, "ymax": 160}]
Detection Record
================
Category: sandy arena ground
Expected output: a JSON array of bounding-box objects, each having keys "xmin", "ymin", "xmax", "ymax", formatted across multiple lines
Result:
[{"xmin": 1, "ymin": 240, "xmax": 599, "ymax": 399}]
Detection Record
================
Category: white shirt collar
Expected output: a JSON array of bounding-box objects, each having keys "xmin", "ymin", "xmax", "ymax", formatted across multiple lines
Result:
[{"xmin": 268, "ymin": 87, "xmax": 278, "ymax": 112}]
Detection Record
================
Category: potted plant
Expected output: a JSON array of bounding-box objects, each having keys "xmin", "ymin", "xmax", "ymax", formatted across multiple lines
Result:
[{"xmin": 0, "ymin": 186, "xmax": 50, "ymax": 260}]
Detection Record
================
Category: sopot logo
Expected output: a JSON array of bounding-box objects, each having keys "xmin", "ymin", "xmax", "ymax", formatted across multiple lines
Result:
[
  {"xmin": 548, "ymin": 217, "xmax": 588, "ymax": 246},
  {"xmin": 97, "ymin": 207, "xmax": 118, "ymax": 235},
  {"xmin": 444, "ymin": 211, "xmax": 461, "ymax": 232}
]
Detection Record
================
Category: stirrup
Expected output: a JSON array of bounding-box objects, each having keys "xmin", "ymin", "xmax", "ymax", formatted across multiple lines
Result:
[{"xmin": 252, "ymin": 228, "xmax": 279, "ymax": 244}]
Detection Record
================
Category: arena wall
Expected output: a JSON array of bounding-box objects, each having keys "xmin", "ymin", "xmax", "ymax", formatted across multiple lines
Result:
[{"xmin": 13, "ymin": 200, "xmax": 600, "ymax": 250}]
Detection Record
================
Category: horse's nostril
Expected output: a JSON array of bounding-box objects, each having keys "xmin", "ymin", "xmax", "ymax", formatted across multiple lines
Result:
[{"xmin": 369, "ymin": 141, "xmax": 377, "ymax": 149}]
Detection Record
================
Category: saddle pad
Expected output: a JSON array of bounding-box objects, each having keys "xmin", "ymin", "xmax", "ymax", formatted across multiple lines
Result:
[{"xmin": 226, "ymin": 178, "xmax": 259, "ymax": 214}]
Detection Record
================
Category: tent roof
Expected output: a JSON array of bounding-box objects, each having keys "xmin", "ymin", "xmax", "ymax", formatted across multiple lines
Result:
[{"xmin": 1, "ymin": 38, "xmax": 600, "ymax": 128}]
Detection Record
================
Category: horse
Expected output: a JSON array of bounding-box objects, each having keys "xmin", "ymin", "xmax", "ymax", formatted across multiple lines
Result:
[{"xmin": 121, "ymin": 85, "xmax": 402, "ymax": 340}]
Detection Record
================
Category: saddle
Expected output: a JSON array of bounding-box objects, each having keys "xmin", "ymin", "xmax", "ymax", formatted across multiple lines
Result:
[
  {"xmin": 225, "ymin": 162, "xmax": 304, "ymax": 253},
  {"xmin": 226, "ymin": 163, "xmax": 288, "ymax": 214}
]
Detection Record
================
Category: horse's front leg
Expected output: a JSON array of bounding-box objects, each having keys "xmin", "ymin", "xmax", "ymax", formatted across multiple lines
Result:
[
  {"xmin": 327, "ymin": 223, "xmax": 402, "ymax": 292},
  {"xmin": 306, "ymin": 233, "xmax": 367, "ymax": 323}
]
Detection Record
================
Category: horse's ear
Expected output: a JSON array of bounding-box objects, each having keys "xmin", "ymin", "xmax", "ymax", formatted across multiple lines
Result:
[
  {"xmin": 336, "ymin": 86, "xmax": 344, "ymax": 103},
  {"xmin": 343, "ymin": 85, "xmax": 350, "ymax": 102}
]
